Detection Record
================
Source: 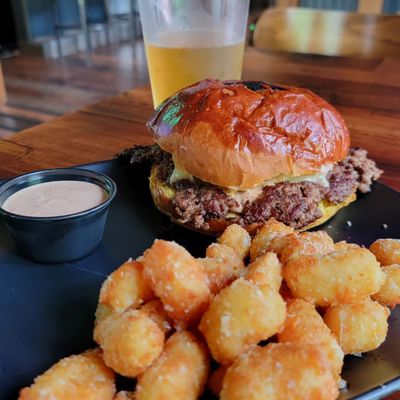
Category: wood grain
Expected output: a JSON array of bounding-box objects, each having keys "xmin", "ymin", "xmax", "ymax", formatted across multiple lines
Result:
[
  {"xmin": 357, "ymin": 0, "xmax": 384, "ymax": 14},
  {"xmin": 0, "ymin": 42, "xmax": 149, "ymax": 136},
  {"xmin": 0, "ymin": 43, "xmax": 399, "ymax": 399},
  {"xmin": 0, "ymin": 47, "xmax": 399, "ymax": 194},
  {"xmin": 254, "ymin": 8, "xmax": 400, "ymax": 58},
  {"xmin": 2, "ymin": 44, "xmax": 149, "ymax": 111}
]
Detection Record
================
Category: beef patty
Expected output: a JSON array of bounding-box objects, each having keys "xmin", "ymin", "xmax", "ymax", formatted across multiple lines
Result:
[{"xmin": 120, "ymin": 146, "xmax": 382, "ymax": 230}]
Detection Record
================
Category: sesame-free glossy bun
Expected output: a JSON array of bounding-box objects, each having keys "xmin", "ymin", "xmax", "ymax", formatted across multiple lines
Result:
[{"xmin": 148, "ymin": 79, "xmax": 350, "ymax": 190}]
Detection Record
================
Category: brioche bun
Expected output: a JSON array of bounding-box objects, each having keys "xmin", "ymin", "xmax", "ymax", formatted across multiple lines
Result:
[{"xmin": 148, "ymin": 80, "xmax": 350, "ymax": 190}]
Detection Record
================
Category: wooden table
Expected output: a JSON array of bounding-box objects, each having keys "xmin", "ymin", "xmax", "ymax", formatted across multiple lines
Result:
[
  {"xmin": 0, "ymin": 47, "xmax": 399, "ymax": 399},
  {"xmin": 0, "ymin": 47, "xmax": 399, "ymax": 191},
  {"xmin": 253, "ymin": 8, "xmax": 400, "ymax": 59}
]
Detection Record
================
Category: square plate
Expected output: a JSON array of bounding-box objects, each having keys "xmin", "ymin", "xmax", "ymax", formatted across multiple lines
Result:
[{"xmin": 0, "ymin": 160, "xmax": 399, "ymax": 399}]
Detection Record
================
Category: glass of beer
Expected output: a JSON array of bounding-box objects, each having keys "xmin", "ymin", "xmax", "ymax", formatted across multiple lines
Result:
[{"xmin": 138, "ymin": 0, "xmax": 250, "ymax": 107}]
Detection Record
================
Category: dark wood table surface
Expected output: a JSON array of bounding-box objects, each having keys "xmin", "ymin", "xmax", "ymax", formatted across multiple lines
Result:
[
  {"xmin": 0, "ymin": 47, "xmax": 399, "ymax": 192},
  {"xmin": 0, "ymin": 46, "xmax": 399, "ymax": 399}
]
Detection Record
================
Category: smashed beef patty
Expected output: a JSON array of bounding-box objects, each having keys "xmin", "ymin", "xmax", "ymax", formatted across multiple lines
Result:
[{"xmin": 121, "ymin": 146, "xmax": 382, "ymax": 230}]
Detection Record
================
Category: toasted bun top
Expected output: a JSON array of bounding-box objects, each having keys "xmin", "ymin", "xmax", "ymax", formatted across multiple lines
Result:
[{"xmin": 147, "ymin": 79, "xmax": 350, "ymax": 190}]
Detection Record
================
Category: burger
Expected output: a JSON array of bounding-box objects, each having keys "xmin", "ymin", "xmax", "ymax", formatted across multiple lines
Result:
[{"xmin": 121, "ymin": 79, "xmax": 382, "ymax": 235}]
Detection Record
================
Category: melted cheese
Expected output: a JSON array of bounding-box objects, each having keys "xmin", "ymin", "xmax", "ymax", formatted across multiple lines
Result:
[
  {"xmin": 226, "ymin": 164, "xmax": 333, "ymax": 191},
  {"xmin": 170, "ymin": 164, "xmax": 332, "ymax": 191},
  {"xmin": 262, "ymin": 169, "xmax": 331, "ymax": 188},
  {"xmin": 169, "ymin": 168, "xmax": 195, "ymax": 184}
]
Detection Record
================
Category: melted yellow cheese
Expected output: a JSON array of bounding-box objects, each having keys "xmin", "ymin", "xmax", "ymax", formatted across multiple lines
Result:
[
  {"xmin": 169, "ymin": 164, "xmax": 332, "ymax": 191},
  {"xmin": 227, "ymin": 164, "xmax": 333, "ymax": 191},
  {"xmin": 262, "ymin": 170, "xmax": 331, "ymax": 188}
]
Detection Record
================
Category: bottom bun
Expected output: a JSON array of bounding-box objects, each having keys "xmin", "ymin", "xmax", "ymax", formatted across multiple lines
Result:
[{"xmin": 149, "ymin": 164, "xmax": 356, "ymax": 236}]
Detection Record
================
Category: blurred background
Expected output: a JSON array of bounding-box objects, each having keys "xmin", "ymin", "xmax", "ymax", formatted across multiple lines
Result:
[{"xmin": 0, "ymin": 0, "xmax": 399, "ymax": 137}]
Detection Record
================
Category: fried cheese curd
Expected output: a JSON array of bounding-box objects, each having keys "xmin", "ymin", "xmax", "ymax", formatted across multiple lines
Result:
[
  {"xmin": 140, "ymin": 298, "xmax": 173, "ymax": 335},
  {"xmin": 98, "ymin": 260, "xmax": 154, "ymax": 313},
  {"xmin": 370, "ymin": 239, "xmax": 400, "ymax": 266},
  {"xmin": 217, "ymin": 223, "xmax": 252, "ymax": 259},
  {"xmin": 280, "ymin": 231, "xmax": 335, "ymax": 264},
  {"xmin": 220, "ymin": 343, "xmax": 339, "ymax": 400},
  {"xmin": 95, "ymin": 309, "xmax": 164, "ymax": 377},
  {"xmin": 284, "ymin": 246, "xmax": 385, "ymax": 306},
  {"xmin": 135, "ymin": 331, "xmax": 209, "ymax": 400},
  {"xmin": 18, "ymin": 349, "xmax": 115, "ymax": 400},
  {"xmin": 249, "ymin": 218, "xmax": 294, "ymax": 261},
  {"xmin": 199, "ymin": 278, "xmax": 286, "ymax": 365},
  {"xmin": 334, "ymin": 241, "xmax": 360, "ymax": 251},
  {"xmin": 200, "ymin": 243, "xmax": 245, "ymax": 294},
  {"xmin": 278, "ymin": 299, "xmax": 344, "ymax": 380},
  {"xmin": 372, "ymin": 264, "xmax": 400, "ymax": 307},
  {"xmin": 141, "ymin": 240, "xmax": 211, "ymax": 325},
  {"xmin": 245, "ymin": 252, "xmax": 282, "ymax": 291},
  {"xmin": 24, "ymin": 220, "xmax": 400, "ymax": 400},
  {"xmin": 323, "ymin": 298, "xmax": 390, "ymax": 354},
  {"xmin": 94, "ymin": 304, "xmax": 115, "ymax": 343},
  {"xmin": 94, "ymin": 260, "xmax": 155, "ymax": 342}
]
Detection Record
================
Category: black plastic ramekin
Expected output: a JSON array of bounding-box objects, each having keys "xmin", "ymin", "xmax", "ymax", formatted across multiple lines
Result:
[{"xmin": 0, "ymin": 168, "xmax": 116, "ymax": 263}]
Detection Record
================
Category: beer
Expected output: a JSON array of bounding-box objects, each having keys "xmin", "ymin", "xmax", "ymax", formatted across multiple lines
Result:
[{"xmin": 144, "ymin": 31, "xmax": 245, "ymax": 107}]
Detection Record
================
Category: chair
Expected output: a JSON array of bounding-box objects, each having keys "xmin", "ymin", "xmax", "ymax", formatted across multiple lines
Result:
[
  {"xmin": 252, "ymin": 6, "xmax": 400, "ymax": 58},
  {"xmin": 53, "ymin": 0, "xmax": 140, "ymax": 59},
  {"xmin": 103, "ymin": 0, "xmax": 141, "ymax": 42},
  {"xmin": 53, "ymin": 0, "xmax": 103, "ymax": 58}
]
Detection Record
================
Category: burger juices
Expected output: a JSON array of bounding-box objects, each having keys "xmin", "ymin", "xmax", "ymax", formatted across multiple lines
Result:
[{"xmin": 121, "ymin": 80, "xmax": 382, "ymax": 234}]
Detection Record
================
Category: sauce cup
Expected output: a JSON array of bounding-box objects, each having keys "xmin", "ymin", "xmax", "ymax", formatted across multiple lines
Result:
[{"xmin": 0, "ymin": 168, "xmax": 117, "ymax": 263}]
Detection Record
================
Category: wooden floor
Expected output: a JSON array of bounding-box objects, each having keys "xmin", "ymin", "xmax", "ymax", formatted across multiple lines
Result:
[{"xmin": 0, "ymin": 40, "xmax": 149, "ymax": 138}]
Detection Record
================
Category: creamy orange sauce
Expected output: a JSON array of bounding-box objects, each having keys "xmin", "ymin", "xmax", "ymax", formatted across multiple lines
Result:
[{"xmin": 2, "ymin": 180, "xmax": 108, "ymax": 217}]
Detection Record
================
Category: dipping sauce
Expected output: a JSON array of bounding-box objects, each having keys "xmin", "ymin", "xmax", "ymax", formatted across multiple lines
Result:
[{"xmin": 2, "ymin": 180, "xmax": 108, "ymax": 217}]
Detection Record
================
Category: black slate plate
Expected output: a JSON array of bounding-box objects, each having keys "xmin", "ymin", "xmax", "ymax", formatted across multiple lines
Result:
[{"xmin": 0, "ymin": 159, "xmax": 399, "ymax": 400}]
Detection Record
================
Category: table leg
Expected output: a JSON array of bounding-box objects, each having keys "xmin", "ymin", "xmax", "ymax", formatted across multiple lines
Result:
[
  {"xmin": 77, "ymin": 0, "xmax": 92, "ymax": 64},
  {"xmin": 0, "ymin": 62, "xmax": 6, "ymax": 104}
]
